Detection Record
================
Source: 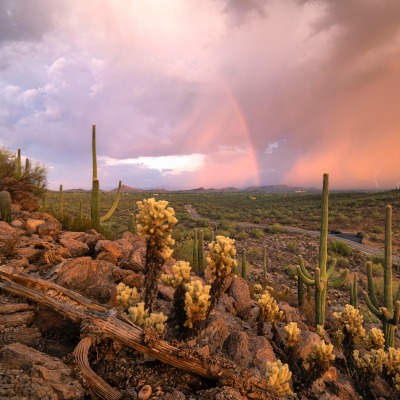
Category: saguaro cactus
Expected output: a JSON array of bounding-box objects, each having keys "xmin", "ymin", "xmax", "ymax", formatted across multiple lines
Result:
[
  {"xmin": 350, "ymin": 273, "xmax": 358, "ymax": 309},
  {"xmin": 365, "ymin": 205, "xmax": 400, "ymax": 350},
  {"xmin": 263, "ymin": 248, "xmax": 267, "ymax": 278},
  {"xmin": 91, "ymin": 125, "xmax": 122, "ymax": 230},
  {"xmin": 128, "ymin": 213, "xmax": 137, "ymax": 234},
  {"xmin": 0, "ymin": 190, "xmax": 12, "ymax": 223},
  {"xmin": 241, "ymin": 249, "xmax": 247, "ymax": 279},
  {"xmin": 16, "ymin": 149, "xmax": 22, "ymax": 179},
  {"xmin": 297, "ymin": 174, "xmax": 349, "ymax": 328}
]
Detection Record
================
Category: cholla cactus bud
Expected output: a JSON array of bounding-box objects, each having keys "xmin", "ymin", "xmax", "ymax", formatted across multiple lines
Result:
[
  {"xmin": 136, "ymin": 198, "xmax": 177, "ymax": 249},
  {"xmin": 353, "ymin": 349, "xmax": 387, "ymax": 377},
  {"xmin": 127, "ymin": 302, "xmax": 167, "ymax": 334},
  {"xmin": 284, "ymin": 322, "xmax": 301, "ymax": 347},
  {"xmin": 116, "ymin": 282, "xmax": 140, "ymax": 309},
  {"xmin": 258, "ymin": 289, "xmax": 284, "ymax": 323},
  {"xmin": 386, "ymin": 347, "xmax": 400, "ymax": 376},
  {"xmin": 307, "ymin": 340, "xmax": 335, "ymax": 369},
  {"xmin": 333, "ymin": 304, "xmax": 365, "ymax": 343},
  {"xmin": 316, "ymin": 324, "xmax": 326, "ymax": 338},
  {"xmin": 265, "ymin": 360, "xmax": 294, "ymax": 396},
  {"xmin": 205, "ymin": 235, "xmax": 237, "ymax": 283},
  {"xmin": 161, "ymin": 261, "xmax": 191, "ymax": 288},
  {"xmin": 367, "ymin": 328, "xmax": 385, "ymax": 350},
  {"xmin": 184, "ymin": 280, "xmax": 211, "ymax": 329}
]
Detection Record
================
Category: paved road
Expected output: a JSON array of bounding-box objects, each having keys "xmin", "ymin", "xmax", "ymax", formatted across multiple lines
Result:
[{"xmin": 185, "ymin": 204, "xmax": 400, "ymax": 266}]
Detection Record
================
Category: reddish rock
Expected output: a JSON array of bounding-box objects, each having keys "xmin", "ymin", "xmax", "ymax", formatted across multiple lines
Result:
[
  {"xmin": 121, "ymin": 271, "xmax": 145, "ymax": 289},
  {"xmin": 228, "ymin": 276, "xmax": 252, "ymax": 318},
  {"xmin": 51, "ymin": 257, "xmax": 121, "ymax": 304},
  {"xmin": 96, "ymin": 250, "xmax": 118, "ymax": 265},
  {"xmin": 126, "ymin": 247, "xmax": 146, "ymax": 272},
  {"xmin": 222, "ymin": 331, "xmax": 252, "ymax": 370},
  {"xmin": 25, "ymin": 218, "xmax": 45, "ymax": 233},
  {"xmin": 0, "ymin": 342, "xmax": 85, "ymax": 399},
  {"xmin": 249, "ymin": 335, "xmax": 277, "ymax": 375},
  {"xmin": 196, "ymin": 313, "xmax": 229, "ymax": 354},
  {"xmin": 59, "ymin": 237, "xmax": 89, "ymax": 257}
]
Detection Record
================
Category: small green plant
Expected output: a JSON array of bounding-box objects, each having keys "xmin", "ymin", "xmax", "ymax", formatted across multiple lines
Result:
[
  {"xmin": 241, "ymin": 249, "xmax": 247, "ymax": 279},
  {"xmin": 328, "ymin": 241, "xmax": 352, "ymax": 257},
  {"xmin": 269, "ymin": 223, "xmax": 285, "ymax": 234},
  {"xmin": 192, "ymin": 229, "xmax": 199, "ymax": 273}
]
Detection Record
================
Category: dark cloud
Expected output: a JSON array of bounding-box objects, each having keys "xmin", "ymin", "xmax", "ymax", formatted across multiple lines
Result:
[
  {"xmin": 0, "ymin": 0, "xmax": 61, "ymax": 43},
  {"xmin": 221, "ymin": 0, "xmax": 269, "ymax": 25}
]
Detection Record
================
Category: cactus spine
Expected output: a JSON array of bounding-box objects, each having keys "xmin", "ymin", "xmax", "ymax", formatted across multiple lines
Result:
[
  {"xmin": 90, "ymin": 125, "xmax": 122, "ymax": 230},
  {"xmin": 198, "ymin": 229, "xmax": 204, "ymax": 272},
  {"xmin": 241, "ymin": 249, "xmax": 247, "ymax": 279},
  {"xmin": 364, "ymin": 205, "xmax": 400, "ymax": 350},
  {"xmin": 350, "ymin": 273, "xmax": 358, "ymax": 309},
  {"xmin": 192, "ymin": 229, "xmax": 199, "ymax": 273},
  {"xmin": 128, "ymin": 213, "xmax": 137, "ymax": 234},
  {"xmin": 0, "ymin": 190, "xmax": 12, "ymax": 223},
  {"xmin": 296, "ymin": 173, "xmax": 349, "ymax": 328}
]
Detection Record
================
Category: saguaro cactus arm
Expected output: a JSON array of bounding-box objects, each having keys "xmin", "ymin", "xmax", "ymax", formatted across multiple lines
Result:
[
  {"xmin": 100, "ymin": 180, "xmax": 122, "ymax": 223},
  {"xmin": 327, "ymin": 269, "xmax": 349, "ymax": 288}
]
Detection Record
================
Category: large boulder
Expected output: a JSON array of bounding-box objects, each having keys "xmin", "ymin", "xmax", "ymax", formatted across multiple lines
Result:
[
  {"xmin": 0, "ymin": 342, "xmax": 85, "ymax": 399},
  {"xmin": 59, "ymin": 237, "xmax": 89, "ymax": 257},
  {"xmin": 0, "ymin": 221, "xmax": 19, "ymax": 257},
  {"xmin": 49, "ymin": 257, "xmax": 126, "ymax": 304},
  {"xmin": 228, "ymin": 277, "xmax": 252, "ymax": 318}
]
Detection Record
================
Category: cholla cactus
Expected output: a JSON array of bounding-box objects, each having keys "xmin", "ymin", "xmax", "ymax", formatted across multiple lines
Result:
[
  {"xmin": 366, "ymin": 328, "xmax": 385, "ymax": 350},
  {"xmin": 258, "ymin": 289, "xmax": 284, "ymax": 324},
  {"xmin": 393, "ymin": 374, "xmax": 400, "ymax": 392},
  {"xmin": 353, "ymin": 349, "xmax": 387, "ymax": 377},
  {"xmin": 161, "ymin": 261, "xmax": 191, "ymax": 288},
  {"xmin": 116, "ymin": 283, "xmax": 140, "ymax": 309},
  {"xmin": 307, "ymin": 340, "xmax": 335, "ymax": 369},
  {"xmin": 205, "ymin": 235, "xmax": 237, "ymax": 317},
  {"xmin": 136, "ymin": 197, "xmax": 178, "ymax": 312},
  {"xmin": 284, "ymin": 322, "xmax": 301, "ymax": 347},
  {"xmin": 333, "ymin": 304, "xmax": 365, "ymax": 343},
  {"xmin": 127, "ymin": 302, "xmax": 167, "ymax": 334},
  {"xmin": 206, "ymin": 235, "xmax": 237, "ymax": 282},
  {"xmin": 386, "ymin": 347, "xmax": 400, "ymax": 376},
  {"xmin": 265, "ymin": 360, "xmax": 294, "ymax": 396},
  {"xmin": 184, "ymin": 280, "xmax": 211, "ymax": 330},
  {"xmin": 253, "ymin": 283, "xmax": 263, "ymax": 299}
]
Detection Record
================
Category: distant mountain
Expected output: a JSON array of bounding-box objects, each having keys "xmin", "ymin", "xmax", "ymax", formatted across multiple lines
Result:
[
  {"xmin": 63, "ymin": 188, "xmax": 89, "ymax": 193},
  {"xmin": 183, "ymin": 187, "xmax": 240, "ymax": 193},
  {"xmin": 145, "ymin": 188, "xmax": 169, "ymax": 193},
  {"xmin": 242, "ymin": 184, "xmax": 318, "ymax": 193},
  {"xmin": 113, "ymin": 184, "xmax": 143, "ymax": 193}
]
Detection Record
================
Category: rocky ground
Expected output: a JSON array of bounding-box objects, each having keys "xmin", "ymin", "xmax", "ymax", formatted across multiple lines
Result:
[{"xmin": 0, "ymin": 205, "xmax": 398, "ymax": 399}]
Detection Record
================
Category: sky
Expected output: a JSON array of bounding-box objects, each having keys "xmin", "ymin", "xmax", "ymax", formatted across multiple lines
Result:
[{"xmin": 1, "ymin": 0, "xmax": 400, "ymax": 191}]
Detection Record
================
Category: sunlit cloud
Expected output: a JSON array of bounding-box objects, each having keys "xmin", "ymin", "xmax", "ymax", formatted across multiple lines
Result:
[{"xmin": 99, "ymin": 154, "xmax": 206, "ymax": 176}]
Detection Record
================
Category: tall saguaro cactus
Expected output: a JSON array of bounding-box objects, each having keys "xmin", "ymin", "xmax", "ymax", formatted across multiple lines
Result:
[
  {"xmin": 91, "ymin": 125, "xmax": 122, "ymax": 230},
  {"xmin": 16, "ymin": 149, "xmax": 22, "ymax": 179},
  {"xmin": 297, "ymin": 173, "xmax": 349, "ymax": 328},
  {"xmin": 365, "ymin": 205, "xmax": 400, "ymax": 350},
  {"xmin": 192, "ymin": 229, "xmax": 199, "ymax": 273}
]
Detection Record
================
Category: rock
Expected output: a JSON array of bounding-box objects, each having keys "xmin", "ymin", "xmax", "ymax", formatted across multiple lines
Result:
[
  {"xmin": 196, "ymin": 313, "xmax": 229, "ymax": 354},
  {"xmin": 122, "ymin": 271, "xmax": 145, "ymax": 289},
  {"xmin": 59, "ymin": 237, "xmax": 89, "ymax": 257},
  {"xmin": 298, "ymin": 329, "xmax": 322, "ymax": 365},
  {"xmin": 126, "ymin": 246, "xmax": 146, "ymax": 272},
  {"xmin": 25, "ymin": 218, "xmax": 45, "ymax": 233},
  {"xmin": 95, "ymin": 239, "xmax": 126, "ymax": 260},
  {"xmin": 0, "ymin": 222, "xmax": 18, "ymax": 257},
  {"xmin": 157, "ymin": 283, "xmax": 175, "ymax": 302},
  {"xmin": 222, "ymin": 331, "xmax": 252, "ymax": 370},
  {"xmin": 0, "ymin": 342, "xmax": 85, "ymax": 399},
  {"xmin": 249, "ymin": 335, "xmax": 276, "ymax": 375},
  {"xmin": 96, "ymin": 250, "xmax": 118, "ymax": 264},
  {"xmin": 278, "ymin": 301, "xmax": 301, "ymax": 323},
  {"xmin": 50, "ymin": 257, "xmax": 122, "ymax": 304},
  {"xmin": 228, "ymin": 277, "xmax": 252, "ymax": 318},
  {"xmin": 15, "ymin": 247, "xmax": 41, "ymax": 262}
]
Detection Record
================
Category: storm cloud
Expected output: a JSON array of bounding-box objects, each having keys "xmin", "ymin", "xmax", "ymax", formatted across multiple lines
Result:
[{"xmin": 0, "ymin": 0, "xmax": 399, "ymax": 190}]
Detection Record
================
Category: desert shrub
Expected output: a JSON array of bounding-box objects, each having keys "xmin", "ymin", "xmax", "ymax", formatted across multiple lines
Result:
[
  {"xmin": 268, "ymin": 223, "xmax": 285, "ymax": 234},
  {"xmin": 286, "ymin": 240, "xmax": 299, "ymax": 254},
  {"xmin": 247, "ymin": 246, "xmax": 263, "ymax": 262},
  {"xmin": 371, "ymin": 226, "xmax": 384, "ymax": 234},
  {"xmin": 328, "ymin": 241, "xmax": 352, "ymax": 257},
  {"xmin": 250, "ymin": 228, "xmax": 264, "ymax": 239}
]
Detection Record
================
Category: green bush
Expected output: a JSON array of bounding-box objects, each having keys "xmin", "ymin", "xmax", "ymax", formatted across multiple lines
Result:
[
  {"xmin": 250, "ymin": 228, "xmax": 264, "ymax": 239},
  {"xmin": 328, "ymin": 240, "xmax": 352, "ymax": 257},
  {"xmin": 268, "ymin": 223, "xmax": 285, "ymax": 234}
]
